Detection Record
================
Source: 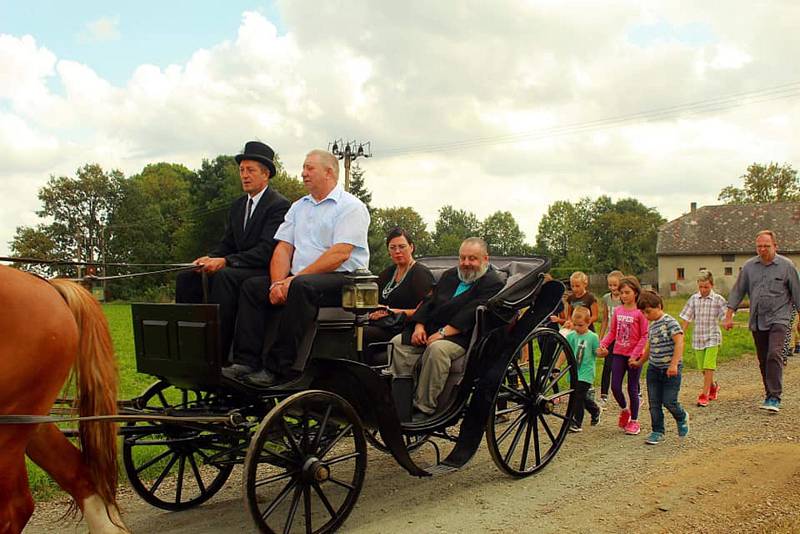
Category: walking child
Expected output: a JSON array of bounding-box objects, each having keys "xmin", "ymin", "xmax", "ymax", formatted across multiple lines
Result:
[
  {"xmin": 564, "ymin": 306, "xmax": 602, "ymax": 432},
  {"xmin": 632, "ymin": 290, "xmax": 689, "ymax": 444},
  {"xmin": 598, "ymin": 270, "xmax": 624, "ymax": 405},
  {"xmin": 678, "ymin": 270, "xmax": 727, "ymax": 407},
  {"xmin": 597, "ymin": 276, "xmax": 648, "ymax": 435}
]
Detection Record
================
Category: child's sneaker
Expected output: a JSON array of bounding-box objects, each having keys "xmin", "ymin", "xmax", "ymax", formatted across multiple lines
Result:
[
  {"xmin": 677, "ymin": 413, "xmax": 690, "ymax": 437},
  {"xmin": 760, "ymin": 397, "xmax": 781, "ymax": 413},
  {"xmin": 644, "ymin": 431, "xmax": 664, "ymax": 445},
  {"xmin": 569, "ymin": 425, "xmax": 583, "ymax": 433},
  {"xmin": 618, "ymin": 408, "xmax": 631, "ymax": 429},
  {"xmin": 624, "ymin": 420, "xmax": 641, "ymax": 435},
  {"xmin": 697, "ymin": 393, "xmax": 709, "ymax": 407},
  {"xmin": 599, "ymin": 395, "xmax": 608, "ymax": 407},
  {"xmin": 708, "ymin": 383, "xmax": 720, "ymax": 401},
  {"xmin": 590, "ymin": 412, "xmax": 601, "ymax": 426}
]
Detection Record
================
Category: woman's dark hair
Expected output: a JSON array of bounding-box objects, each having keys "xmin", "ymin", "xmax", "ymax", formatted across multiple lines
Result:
[{"xmin": 386, "ymin": 227, "xmax": 415, "ymax": 249}]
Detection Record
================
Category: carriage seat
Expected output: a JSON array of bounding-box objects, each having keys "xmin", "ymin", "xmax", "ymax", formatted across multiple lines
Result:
[{"xmin": 386, "ymin": 256, "xmax": 548, "ymax": 419}]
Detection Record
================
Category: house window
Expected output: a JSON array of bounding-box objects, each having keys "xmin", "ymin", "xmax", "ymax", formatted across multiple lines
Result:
[
  {"xmin": 677, "ymin": 268, "xmax": 685, "ymax": 280},
  {"xmin": 722, "ymin": 255, "xmax": 735, "ymax": 262},
  {"xmin": 670, "ymin": 283, "xmax": 677, "ymax": 292},
  {"xmin": 725, "ymin": 267, "xmax": 733, "ymax": 276},
  {"xmin": 699, "ymin": 267, "xmax": 706, "ymax": 271}
]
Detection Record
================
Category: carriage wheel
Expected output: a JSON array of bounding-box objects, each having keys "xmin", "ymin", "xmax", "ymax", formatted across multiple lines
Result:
[
  {"xmin": 364, "ymin": 428, "xmax": 429, "ymax": 454},
  {"xmin": 123, "ymin": 380, "xmax": 236, "ymax": 510},
  {"xmin": 486, "ymin": 328, "xmax": 577, "ymax": 477},
  {"xmin": 244, "ymin": 390, "xmax": 367, "ymax": 534}
]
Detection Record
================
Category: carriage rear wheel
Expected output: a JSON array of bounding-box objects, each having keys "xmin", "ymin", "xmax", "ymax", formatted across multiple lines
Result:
[
  {"xmin": 243, "ymin": 390, "xmax": 367, "ymax": 534},
  {"xmin": 122, "ymin": 380, "xmax": 236, "ymax": 510},
  {"xmin": 486, "ymin": 328, "xmax": 577, "ymax": 477}
]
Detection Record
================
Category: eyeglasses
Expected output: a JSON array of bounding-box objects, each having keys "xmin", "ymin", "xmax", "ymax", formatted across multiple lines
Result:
[{"xmin": 388, "ymin": 244, "xmax": 409, "ymax": 252}]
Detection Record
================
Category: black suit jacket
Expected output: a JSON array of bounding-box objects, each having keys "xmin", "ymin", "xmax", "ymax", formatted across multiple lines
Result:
[
  {"xmin": 404, "ymin": 267, "xmax": 505, "ymax": 349},
  {"xmin": 210, "ymin": 187, "xmax": 290, "ymax": 269}
]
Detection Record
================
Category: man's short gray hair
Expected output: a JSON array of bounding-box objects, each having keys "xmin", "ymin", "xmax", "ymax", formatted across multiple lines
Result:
[
  {"xmin": 307, "ymin": 149, "xmax": 340, "ymax": 180},
  {"xmin": 461, "ymin": 237, "xmax": 489, "ymax": 256}
]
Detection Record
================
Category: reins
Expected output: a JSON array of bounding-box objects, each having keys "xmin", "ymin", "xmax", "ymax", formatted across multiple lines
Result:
[{"xmin": 0, "ymin": 256, "xmax": 197, "ymax": 282}]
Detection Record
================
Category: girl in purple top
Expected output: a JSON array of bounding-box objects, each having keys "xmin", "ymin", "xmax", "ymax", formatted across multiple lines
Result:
[{"xmin": 597, "ymin": 276, "xmax": 649, "ymax": 435}]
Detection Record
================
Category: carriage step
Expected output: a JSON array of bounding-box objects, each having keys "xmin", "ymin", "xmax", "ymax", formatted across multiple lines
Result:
[{"xmin": 424, "ymin": 463, "xmax": 458, "ymax": 476}]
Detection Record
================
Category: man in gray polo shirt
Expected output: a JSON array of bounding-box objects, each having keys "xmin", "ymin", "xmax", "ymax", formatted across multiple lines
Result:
[{"xmin": 723, "ymin": 230, "xmax": 800, "ymax": 412}]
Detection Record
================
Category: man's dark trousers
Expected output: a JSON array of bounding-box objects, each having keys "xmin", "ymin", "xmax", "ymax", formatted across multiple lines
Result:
[
  {"xmin": 176, "ymin": 267, "xmax": 267, "ymax": 360},
  {"xmin": 752, "ymin": 324, "xmax": 789, "ymax": 400},
  {"xmin": 234, "ymin": 272, "xmax": 347, "ymax": 375}
]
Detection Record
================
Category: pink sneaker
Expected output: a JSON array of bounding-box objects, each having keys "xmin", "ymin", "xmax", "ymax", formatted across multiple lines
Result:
[
  {"xmin": 618, "ymin": 408, "xmax": 631, "ymax": 429},
  {"xmin": 697, "ymin": 394, "xmax": 709, "ymax": 407},
  {"xmin": 624, "ymin": 420, "xmax": 641, "ymax": 435},
  {"xmin": 708, "ymin": 383, "xmax": 720, "ymax": 401}
]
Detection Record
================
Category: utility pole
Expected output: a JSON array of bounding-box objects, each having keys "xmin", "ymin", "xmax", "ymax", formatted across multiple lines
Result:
[{"xmin": 328, "ymin": 140, "xmax": 372, "ymax": 192}]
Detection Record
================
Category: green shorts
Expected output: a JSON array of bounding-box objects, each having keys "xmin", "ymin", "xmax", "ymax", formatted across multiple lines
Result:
[{"xmin": 695, "ymin": 346, "xmax": 719, "ymax": 370}]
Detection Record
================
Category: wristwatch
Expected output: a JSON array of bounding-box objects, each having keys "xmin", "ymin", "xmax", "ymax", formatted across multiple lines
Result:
[{"xmin": 438, "ymin": 327, "xmax": 447, "ymax": 337}]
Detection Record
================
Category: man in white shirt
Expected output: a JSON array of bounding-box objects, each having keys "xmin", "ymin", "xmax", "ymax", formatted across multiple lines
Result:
[{"xmin": 225, "ymin": 149, "xmax": 370, "ymax": 387}]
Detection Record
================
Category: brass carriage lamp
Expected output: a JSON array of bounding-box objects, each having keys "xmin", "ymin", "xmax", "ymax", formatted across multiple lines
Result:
[{"xmin": 341, "ymin": 269, "xmax": 379, "ymax": 313}]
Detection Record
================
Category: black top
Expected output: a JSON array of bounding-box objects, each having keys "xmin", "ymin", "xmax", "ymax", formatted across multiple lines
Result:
[
  {"xmin": 210, "ymin": 187, "xmax": 290, "ymax": 269},
  {"xmin": 565, "ymin": 291, "xmax": 597, "ymax": 331},
  {"xmin": 404, "ymin": 267, "xmax": 505, "ymax": 349},
  {"xmin": 377, "ymin": 262, "xmax": 435, "ymax": 310}
]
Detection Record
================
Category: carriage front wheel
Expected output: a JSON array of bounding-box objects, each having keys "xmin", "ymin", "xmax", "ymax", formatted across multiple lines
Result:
[
  {"xmin": 486, "ymin": 327, "xmax": 577, "ymax": 477},
  {"xmin": 243, "ymin": 390, "xmax": 367, "ymax": 534}
]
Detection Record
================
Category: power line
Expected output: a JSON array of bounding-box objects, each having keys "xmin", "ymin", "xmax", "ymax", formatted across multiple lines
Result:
[{"xmin": 378, "ymin": 80, "xmax": 800, "ymax": 157}]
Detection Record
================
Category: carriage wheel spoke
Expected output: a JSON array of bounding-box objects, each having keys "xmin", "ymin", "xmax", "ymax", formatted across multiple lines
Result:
[
  {"xmin": 327, "ymin": 476, "xmax": 355, "ymax": 491},
  {"xmin": 495, "ymin": 403, "xmax": 525, "ymax": 417},
  {"xmin": 149, "ymin": 452, "xmax": 179, "ymax": 494},
  {"xmin": 156, "ymin": 390, "xmax": 169, "ymax": 408},
  {"xmin": 187, "ymin": 452, "xmax": 206, "ymax": 494},
  {"xmin": 533, "ymin": 415, "xmax": 542, "ymax": 465},
  {"xmin": 520, "ymin": 416, "xmax": 533, "ymax": 471},
  {"xmin": 303, "ymin": 484, "xmax": 313, "ymax": 534},
  {"xmin": 175, "ymin": 455, "xmax": 186, "ymax": 503},
  {"xmin": 538, "ymin": 413, "xmax": 557, "ymax": 443},
  {"xmin": 496, "ymin": 409, "xmax": 527, "ymax": 445},
  {"xmin": 503, "ymin": 414, "xmax": 528, "ymax": 465},
  {"xmin": 312, "ymin": 482, "xmax": 336, "ymax": 518},
  {"xmin": 255, "ymin": 469, "xmax": 299, "ymax": 488},
  {"xmin": 318, "ymin": 424, "xmax": 353, "ymax": 459},
  {"xmin": 324, "ymin": 451, "xmax": 360, "ymax": 467},
  {"xmin": 499, "ymin": 383, "xmax": 529, "ymax": 404},
  {"xmin": 514, "ymin": 360, "xmax": 532, "ymax": 395},
  {"xmin": 301, "ymin": 407, "xmax": 309, "ymax": 452},
  {"xmin": 545, "ymin": 388, "xmax": 574, "ymax": 402},
  {"xmin": 283, "ymin": 483, "xmax": 303, "ymax": 534},
  {"xmin": 280, "ymin": 418, "xmax": 303, "ymax": 458},
  {"xmin": 545, "ymin": 366, "xmax": 571, "ymax": 392},
  {"xmin": 261, "ymin": 479, "xmax": 297, "ymax": 522},
  {"xmin": 312, "ymin": 405, "xmax": 332, "ymax": 452},
  {"xmin": 134, "ymin": 449, "xmax": 173, "ymax": 474}
]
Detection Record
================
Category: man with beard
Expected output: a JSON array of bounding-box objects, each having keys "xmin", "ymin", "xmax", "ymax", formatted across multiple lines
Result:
[{"xmin": 389, "ymin": 237, "xmax": 504, "ymax": 419}]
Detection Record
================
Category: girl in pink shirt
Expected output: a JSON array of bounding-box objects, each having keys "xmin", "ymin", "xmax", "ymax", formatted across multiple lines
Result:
[{"xmin": 598, "ymin": 276, "xmax": 649, "ymax": 435}]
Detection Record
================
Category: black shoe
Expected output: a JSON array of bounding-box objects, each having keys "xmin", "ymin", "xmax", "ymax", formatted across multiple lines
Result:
[
  {"xmin": 221, "ymin": 363, "xmax": 256, "ymax": 380},
  {"xmin": 242, "ymin": 369, "xmax": 280, "ymax": 388}
]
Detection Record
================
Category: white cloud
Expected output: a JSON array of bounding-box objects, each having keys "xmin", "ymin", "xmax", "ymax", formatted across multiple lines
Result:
[
  {"xmin": 80, "ymin": 16, "xmax": 121, "ymax": 43},
  {"xmin": 1, "ymin": 2, "xmax": 800, "ymax": 257}
]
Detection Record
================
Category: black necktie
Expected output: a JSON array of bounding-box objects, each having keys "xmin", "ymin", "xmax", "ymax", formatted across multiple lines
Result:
[{"xmin": 244, "ymin": 198, "xmax": 253, "ymax": 230}]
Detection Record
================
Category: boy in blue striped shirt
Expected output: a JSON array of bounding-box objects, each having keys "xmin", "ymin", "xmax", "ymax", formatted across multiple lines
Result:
[{"xmin": 630, "ymin": 290, "xmax": 689, "ymax": 445}]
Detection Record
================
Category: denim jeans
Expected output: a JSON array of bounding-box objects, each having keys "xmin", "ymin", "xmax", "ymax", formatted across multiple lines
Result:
[{"xmin": 646, "ymin": 364, "xmax": 687, "ymax": 434}]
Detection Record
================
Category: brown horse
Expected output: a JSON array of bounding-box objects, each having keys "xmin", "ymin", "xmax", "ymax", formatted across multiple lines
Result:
[{"xmin": 0, "ymin": 266, "xmax": 128, "ymax": 533}]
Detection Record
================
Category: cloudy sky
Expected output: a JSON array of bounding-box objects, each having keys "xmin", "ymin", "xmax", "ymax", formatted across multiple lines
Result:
[{"xmin": 1, "ymin": 0, "xmax": 799, "ymax": 256}]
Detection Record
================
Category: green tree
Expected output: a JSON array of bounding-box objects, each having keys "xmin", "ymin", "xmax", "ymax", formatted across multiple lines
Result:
[
  {"xmin": 718, "ymin": 162, "xmax": 800, "ymax": 204},
  {"xmin": 586, "ymin": 198, "xmax": 665, "ymax": 274},
  {"xmin": 534, "ymin": 200, "xmax": 580, "ymax": 262},
  {"xmin": 348, "ymin": 163, "xmax": 372, "ymax": 210},
  {"xmin": 11, "ymin": 164, "xmax": 124, "ymax": 267},
  {"xmin": 480, "ymin": 211, "xmax": 532, "ymax": 256},
  {"xmin": 430, "ymin": 205, "xmax": 481, "ymax": 256},
  {"xmin": 368, "ymin": 206, "xmax": 432, "ymax": 272},
  {"xmin": 9, "ymin": 225, "xmax": 60, "ymax": 276}
]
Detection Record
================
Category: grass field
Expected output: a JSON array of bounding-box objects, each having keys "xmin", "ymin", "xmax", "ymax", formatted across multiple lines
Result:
[{"xmin": 26, "ymin": 298, "xmax": 757, "ymax": 500}]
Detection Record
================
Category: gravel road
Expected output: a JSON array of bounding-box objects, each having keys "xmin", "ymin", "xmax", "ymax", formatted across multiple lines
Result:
[{"xmin": 25, "ymin": 353, "xmax": 800, "ymax": 534}]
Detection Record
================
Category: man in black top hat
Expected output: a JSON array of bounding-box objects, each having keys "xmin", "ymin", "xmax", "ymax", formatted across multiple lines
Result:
[{"xmin": 176, "ymin": 141, "xmax": 290, "ymax": 358}]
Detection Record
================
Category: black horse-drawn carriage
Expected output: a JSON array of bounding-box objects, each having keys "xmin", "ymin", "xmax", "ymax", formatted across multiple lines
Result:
[{"xmin": 122, "ymin": 255, "xmax": 577, "ymax": 533}]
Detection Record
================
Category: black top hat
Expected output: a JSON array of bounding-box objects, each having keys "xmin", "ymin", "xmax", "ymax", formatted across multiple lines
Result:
[{"xmin": 235, "ymin": 141, "xmax": 276, "ymax": 177}]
